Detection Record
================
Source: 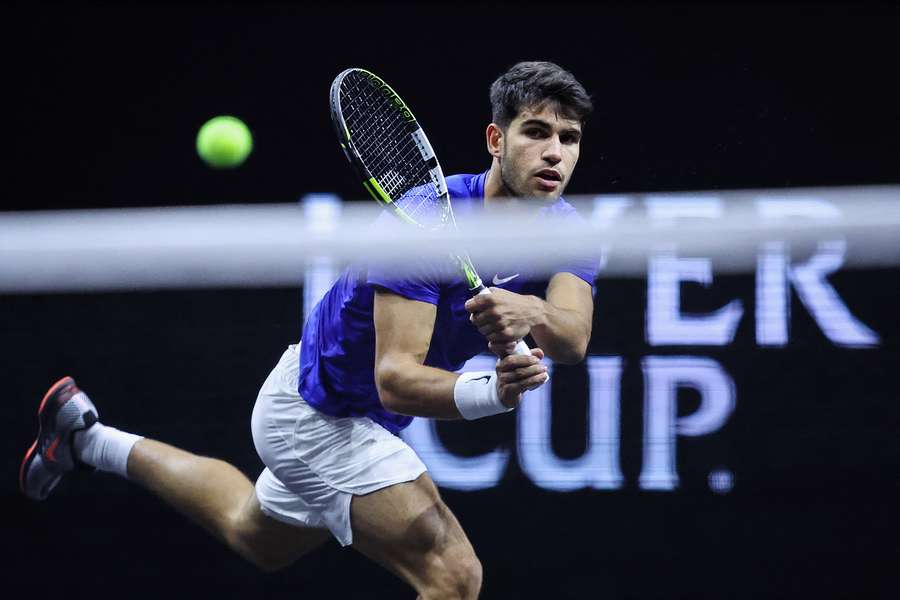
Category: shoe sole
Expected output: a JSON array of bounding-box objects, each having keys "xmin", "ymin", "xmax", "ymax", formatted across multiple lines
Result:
[{"xmin": 19, "ymin": 376, "xmax": 75, "ymax": 497}]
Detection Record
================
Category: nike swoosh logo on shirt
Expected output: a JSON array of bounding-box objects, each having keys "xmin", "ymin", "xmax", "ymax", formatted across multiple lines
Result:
[{"xmin": 492, "ymin": 273, "xmax": 520, "ymax": 285}]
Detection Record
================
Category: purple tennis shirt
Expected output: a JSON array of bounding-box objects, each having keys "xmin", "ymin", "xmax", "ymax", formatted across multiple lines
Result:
[{"xmin": 298, "ymin": 171, "xmax": 597, "ymax": 433}]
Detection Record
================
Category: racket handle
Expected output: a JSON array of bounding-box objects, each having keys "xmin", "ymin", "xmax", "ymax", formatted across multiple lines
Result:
[{"xmin": 512, "ymin": 340, "xmax": 532, "ymax": 357}]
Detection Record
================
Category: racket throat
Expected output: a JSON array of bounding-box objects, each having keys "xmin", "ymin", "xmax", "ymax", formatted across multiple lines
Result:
[{"xmin": 455, "ymin": 254, "xmax": 484, "ymax": 292}]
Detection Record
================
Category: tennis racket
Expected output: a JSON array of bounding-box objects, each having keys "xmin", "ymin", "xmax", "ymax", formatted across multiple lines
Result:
[{"xmin": 329, "ymin": 67, "xmax": 531, "ymax": 357}]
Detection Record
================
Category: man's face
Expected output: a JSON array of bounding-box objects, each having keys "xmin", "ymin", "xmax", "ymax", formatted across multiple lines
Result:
[{"xmin": 497, "ymin": 103, "xmax": 582, "ymax": 200}]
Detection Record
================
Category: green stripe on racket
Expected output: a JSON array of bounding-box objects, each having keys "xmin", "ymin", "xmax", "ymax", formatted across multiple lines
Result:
[{"xmin": 329, "ymin": 67, "xmax": 532, "ymax": 357}]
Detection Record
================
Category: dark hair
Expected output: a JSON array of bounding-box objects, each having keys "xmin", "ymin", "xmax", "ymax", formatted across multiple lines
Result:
[{"xmin": 490, "ymin": 61, "xmax": 593, "ymax": 128}]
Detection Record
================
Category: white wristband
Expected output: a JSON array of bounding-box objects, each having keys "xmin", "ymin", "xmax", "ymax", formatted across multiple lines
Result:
[{"xmin": 453, "ymin": 370, "xmax": 512, "ymax": 420}]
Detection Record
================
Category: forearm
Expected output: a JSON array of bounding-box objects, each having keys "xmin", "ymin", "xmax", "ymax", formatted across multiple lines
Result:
[
  {"xmin": 528, "ymin": 296, "xmax": 590, "ymax": 364},
  {"xmin": 376, "ymin": 360, "xmax": 463, "ymax": 419}
]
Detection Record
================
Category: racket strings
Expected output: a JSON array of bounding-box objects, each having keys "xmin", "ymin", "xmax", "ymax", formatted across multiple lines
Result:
[
  {"xmin": 340, "ymin": 72, "xmax": 447, "ymax": 228},
  {"xmin": 341, "ymin": 75, "xmax": 422, "ymax": 190}
]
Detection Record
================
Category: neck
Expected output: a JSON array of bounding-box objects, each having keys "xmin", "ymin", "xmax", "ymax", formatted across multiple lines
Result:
[{"xmin": 483, "ymin": 158, "xmax": 516, "ymax": 208}]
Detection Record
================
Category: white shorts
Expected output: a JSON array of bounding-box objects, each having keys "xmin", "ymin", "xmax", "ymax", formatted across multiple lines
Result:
[{"xmin": 251, "ymin": 344, "xmax": 427, "ymax": 546}]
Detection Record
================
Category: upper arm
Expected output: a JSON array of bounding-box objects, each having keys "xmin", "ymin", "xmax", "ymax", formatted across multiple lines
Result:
[
  {"xmin": 373, "ymin": 288, "xmax": 437, "ymax": 380},
  {"xmin": 546, "ymin": 272, "xmax": 594, "ymax": 337}
]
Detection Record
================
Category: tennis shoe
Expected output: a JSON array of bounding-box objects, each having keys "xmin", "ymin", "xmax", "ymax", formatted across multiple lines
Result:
[{"xmin": 20, "ymin": 376, "xmax": 98, "ymax": 501}]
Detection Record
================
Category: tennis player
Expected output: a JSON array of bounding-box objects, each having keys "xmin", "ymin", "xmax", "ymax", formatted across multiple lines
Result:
[{"xmin": 21, "ymin": 61, "xmax": 595, "ymax": 599}]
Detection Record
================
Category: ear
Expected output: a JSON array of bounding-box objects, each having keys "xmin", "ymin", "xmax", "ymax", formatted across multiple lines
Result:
[{"xmin": 486, "ymin": 123, "xmax": 504, "ymax": 159}]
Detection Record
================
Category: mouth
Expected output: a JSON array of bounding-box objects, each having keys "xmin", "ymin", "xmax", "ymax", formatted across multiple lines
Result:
[{"xmin": 534, "ymin": 169, "xmax": 562, "ymax": 191}]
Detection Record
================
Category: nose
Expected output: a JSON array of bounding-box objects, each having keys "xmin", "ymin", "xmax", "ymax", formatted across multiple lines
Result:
[{"xmin": 542, "ymin": 135, "xmax": 562, "ymax": 165}]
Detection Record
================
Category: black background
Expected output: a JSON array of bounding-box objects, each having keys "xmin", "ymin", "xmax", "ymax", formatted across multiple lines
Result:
[{"xmin": 4, "ymin": 2, "xmax": 900, "ymax": 599}]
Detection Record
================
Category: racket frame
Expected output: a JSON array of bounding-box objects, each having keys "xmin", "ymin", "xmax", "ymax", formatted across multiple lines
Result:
[{"xmin": 330, "ymin": 68, "xmax": 533, "ymax": 358}]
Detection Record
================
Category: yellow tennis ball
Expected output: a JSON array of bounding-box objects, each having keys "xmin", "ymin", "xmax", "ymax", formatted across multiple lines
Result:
[{"xmin": 196, "ymin": 115, "xmax": 253, "ymax": 168}]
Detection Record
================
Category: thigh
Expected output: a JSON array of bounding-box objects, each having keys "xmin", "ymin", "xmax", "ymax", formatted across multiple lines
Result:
[{"xmin": 349, "ymin": 472, "xmax": 476, "ymax": 589}]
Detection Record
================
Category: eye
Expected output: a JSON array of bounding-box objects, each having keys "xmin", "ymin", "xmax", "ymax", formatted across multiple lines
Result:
[
  {"xmin": 525, "ymin": 128, "xmax": 547, "ymax": 139},
  {"xmin": 561, "ymin": 132, "xmax": 581, "ymax": 144}
]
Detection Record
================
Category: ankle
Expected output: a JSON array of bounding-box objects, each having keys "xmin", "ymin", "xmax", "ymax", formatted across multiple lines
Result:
[{"xmin": 74, "ymin": 423, "xmax": 142, "ymax": 478}]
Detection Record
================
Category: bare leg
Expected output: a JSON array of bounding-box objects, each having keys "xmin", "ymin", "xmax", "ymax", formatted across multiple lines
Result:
[
  {"xmin": 127, "ymin": 438, "xmax": 330, "ymax": 571},
  {"xmin": 350, "ymin": 473, "xmax": 483, "ymax": 600}
]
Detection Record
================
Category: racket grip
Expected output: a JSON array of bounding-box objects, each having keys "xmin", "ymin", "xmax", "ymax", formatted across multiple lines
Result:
[{"xmin": 512, "ymin": 340, "xmax": 532, "ymax": 357}]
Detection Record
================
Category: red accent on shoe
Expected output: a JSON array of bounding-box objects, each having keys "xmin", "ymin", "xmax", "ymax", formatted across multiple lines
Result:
[
  {"xmin": 38, "ymin": 376, "xmax": 75, "ymax": 415},
  {"xmin": 19, "ymin": 441, "xmax": 37, "ymax": 493},
  {"xmin": 45, "ymin": 437, "xmax": 62, "ymax": 463}
]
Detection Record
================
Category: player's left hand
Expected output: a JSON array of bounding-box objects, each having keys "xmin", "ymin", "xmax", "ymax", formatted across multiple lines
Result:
[
  {"xmin": 496, "ymin": 347, "xmax": 549, "ymax": 409},
  {"xmin": 465, "ymin": 287, "xmax": 543, "ymax": 344}
]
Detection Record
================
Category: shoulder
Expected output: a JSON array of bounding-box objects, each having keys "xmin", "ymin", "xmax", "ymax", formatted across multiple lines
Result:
[
  {"xmin": 541, "ymin": 198, "xmax": 601, "ymax": 288},
  {"xmin": 445, "ymin": 173, "xmax": 479, "ymax": 200}
]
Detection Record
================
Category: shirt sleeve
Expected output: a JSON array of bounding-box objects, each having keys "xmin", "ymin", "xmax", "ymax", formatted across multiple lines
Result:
[
  {"xmin": 367, "ymin": 263, "xmax": 443, "ymax": 305},
  {"xmin": 545, "ymin": 203, "xmax": 601, "ymax": 293},
  {"xmin": 365, "ymin": 210, "xmax": 448, "ymax": 303},
  {"xmin": 558, "ymin": 257, "xmax": 600, "ymax": 290}
]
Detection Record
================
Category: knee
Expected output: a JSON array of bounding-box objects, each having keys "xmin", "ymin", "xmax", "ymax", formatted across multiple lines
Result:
[
  {"xmin": 237, "ymin": 540, "xmax": 293, "ymax": 573},
  {"xmin": 228, "ymin": 523, "xmax": 289, "ymax": 573},
  {"xmin": 426, "ymin": 548, "xmax": 483, "ymax": 600},
  {"xmin": 226, "ymin": 513, "xmax": 294, "ymax": 573},
  {"xmin": 454, "ymin": 553, "xmax": 483, "ymax": 599},
  {"xmin": 246, "ymin": 549, "xmax": 293, "ymax": 574}
]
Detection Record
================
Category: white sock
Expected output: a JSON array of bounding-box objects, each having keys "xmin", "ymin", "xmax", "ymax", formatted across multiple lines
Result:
[{"xmin": 74, "ymin": 423, "xmax": 143, "ymax": 478}]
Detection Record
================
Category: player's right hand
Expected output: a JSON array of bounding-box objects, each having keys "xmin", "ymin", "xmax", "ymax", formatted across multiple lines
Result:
[{"xmin": 496, "ymin": 348, "xmax": 549, "ymax": 409}]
